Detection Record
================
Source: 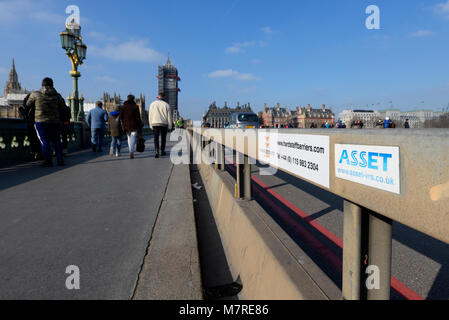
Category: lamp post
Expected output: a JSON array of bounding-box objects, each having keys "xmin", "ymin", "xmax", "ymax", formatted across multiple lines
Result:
[{"xmin": 60, "ymin": 17, "xmax": 87, "ymax": 121}]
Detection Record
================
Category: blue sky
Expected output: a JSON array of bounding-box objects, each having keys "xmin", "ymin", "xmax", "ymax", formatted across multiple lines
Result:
[{"xmin": 1, "ymin": 0, "xmax": 449, "ymax": 120}]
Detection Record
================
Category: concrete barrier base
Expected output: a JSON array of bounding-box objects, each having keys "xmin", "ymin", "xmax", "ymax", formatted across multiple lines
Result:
[{"xmin": 198, "ymin": 163, "xmax": 341, "ymax": 300}]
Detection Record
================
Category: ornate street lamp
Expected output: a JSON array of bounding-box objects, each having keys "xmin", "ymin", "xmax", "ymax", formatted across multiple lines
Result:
[{"xmin": 60, "ymin": 16, "xmax": 87, "ymax": 121}]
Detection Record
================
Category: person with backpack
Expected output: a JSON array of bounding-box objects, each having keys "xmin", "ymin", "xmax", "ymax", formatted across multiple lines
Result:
[
  {"xmin": 120, "ymin": 95, "xmax": 143, "ymax": 159},
  {"xmin": 108, "ymin": 105, "xmax": 123, "ymax": 157},
  {"xmin": 26, "ymin": 77, "xmax": 66, "ymax": 167},
  {"xmin": 86, "ymin": 101, "xmax": 109, "ymax": 153},
  {"xmin": 20, "ymin": 93, "xmax": 42, "ymax": 161}
]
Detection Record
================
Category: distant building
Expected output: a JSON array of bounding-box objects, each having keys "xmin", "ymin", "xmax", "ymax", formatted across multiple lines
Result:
[
  {"xmin": 158, "ymin": 53, "xmax": 181, "ymax": 122},
  {"xmin": 82, "ymin": 101, "xmax": 97, "ymax": 114},
  {"xmin": 102, "ymin": 92, "xmax": 148, "ymax": 126},
  {"xmin": 338, "ymin": 108, "xmax": 441, "ymax": 128},
  {"xmin": 262, "ymin": 103, "xmax": 334, "ymax": 128},
  {"xmin": 262, "ymin": 103, "xmax": 292, "ymax": 128},
  {"xmin": 338, "ymin": 109, "xmax": 380, "ymax": 128},
  {"xmin": 203, "ymin": 102, "xmax": 252, "ymax": 128},
  {"xmin": 295, "ymin": 104, "xmax": 335, "ymax": 128},
  {"xmin": 0, "ymin": 59, "xmax": 29, "ymax": 119}
]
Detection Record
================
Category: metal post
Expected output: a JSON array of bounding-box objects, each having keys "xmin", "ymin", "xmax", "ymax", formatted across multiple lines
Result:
[
  {"xmin": 71, "ymin": 73, "xmax": 81, "ymax": 121},
  {"xmin": 220, "ymin": 144, "xmax": 225, "ymax": 171},
  {"xmin": 342, "ymin": 200, "xmax": 392, "ymax": 300},
  {"xmin": 243, "ymin": 154, "xmax": 252, "ymax": 200},
  {"xmin": 236, "ymin": 155, "xmax": 244, "ymax": 199},
  {"xmin": 214, "ymin": 142, "xmax": 220, "ymax": 170},
  {"xmin": 342, "ymin": 200, "xmax": 364, "ymax": 300},
  {"xmin": 367, "ymin": 212, "xmax": 393, "ymax": 300}
]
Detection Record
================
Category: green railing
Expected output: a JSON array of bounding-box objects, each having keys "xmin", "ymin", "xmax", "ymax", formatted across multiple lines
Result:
[{"xmin": 0, "ymin": 118, "xmax": 153, "ymax": 165}]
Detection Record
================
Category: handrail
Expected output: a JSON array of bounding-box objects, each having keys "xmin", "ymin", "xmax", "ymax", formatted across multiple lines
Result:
[{"xmin": 192, "ymin": 127, "xmax": 449, "ymax": 244}]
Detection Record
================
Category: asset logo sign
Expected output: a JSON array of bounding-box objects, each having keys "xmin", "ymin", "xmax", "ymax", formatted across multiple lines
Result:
[{"xmin": 335, "ymin": 144, "xmax": 400, "ymax": 194}]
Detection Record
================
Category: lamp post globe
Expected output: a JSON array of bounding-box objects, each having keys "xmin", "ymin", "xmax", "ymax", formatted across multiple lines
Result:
[{"xmin": 60, "ymin": 31, "xmax": 75, "ymax": 51}]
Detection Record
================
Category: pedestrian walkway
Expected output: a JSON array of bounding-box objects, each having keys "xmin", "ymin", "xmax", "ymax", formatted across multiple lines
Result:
[{"xmin": 0, "ymin": 137, "xmax": 198, "ymax": 299}]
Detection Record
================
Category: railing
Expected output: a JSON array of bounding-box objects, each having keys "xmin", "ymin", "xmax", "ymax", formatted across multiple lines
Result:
[
  {"xmin": 190, "ymin": 127, "xmax": 449, "ymax": 300},
  {"xmin": 0, "ymin": 118, "xmax": 90, "ymax": 164},
  {"xmin": 0, "ymin": 118, "xmax": 153, "ymax": 164}
]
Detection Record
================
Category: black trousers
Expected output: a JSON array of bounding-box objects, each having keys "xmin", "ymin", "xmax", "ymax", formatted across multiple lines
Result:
[{"xmin": 153, "ymin": 126, "xmax": 168, "ymax": 153}]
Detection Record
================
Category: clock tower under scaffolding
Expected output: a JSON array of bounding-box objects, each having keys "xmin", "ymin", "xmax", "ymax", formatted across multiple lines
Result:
[{"xmin": 157, "ymin": 52, "xmax": 181, "ymax": 122}]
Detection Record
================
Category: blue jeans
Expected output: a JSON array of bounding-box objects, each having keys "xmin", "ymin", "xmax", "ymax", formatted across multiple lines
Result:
[
  {"xmin": 110, "ymin": 136, "xmax": 122, "ymax": 154},
  {"xmin": 91, "ymin": 128, "xmax": 105, "ymax": 150},
  {"xmin": 35, "ymin": 122, "xmax": 63, "ymax": 163}
]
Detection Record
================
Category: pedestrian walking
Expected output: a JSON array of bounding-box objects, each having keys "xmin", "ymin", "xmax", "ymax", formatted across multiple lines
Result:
[
  {"xmin": 59, "ymin": 102, "xmax": 72, "ymax": 156},
  {"xmin": 120, "ymin": 95, "xmax": 143, "ymax": 159},
  {"xmin": 26, "ymin": 77, "xmax": 66, "ymax": 167},
  {"xmin": 149, "ymin": 92, "xmax": 173, "ymax": 158},
  {"xmin": 19, "ymin": 93, "xmax": 42, "ymax": 161},
  {"xmin": 404, "ymin": 119, "xmax": 410, "ymax": 129},
  {"xmin": 176, "ymin": 117, "xmax": 185, "ymax": 129},
  {"xmin": 108, "ymin": 105, "xmax": 123, "ymax": 157},
  {"xmin": 86, "ymin": 101, "xmax": 108, "ymax": 153}
]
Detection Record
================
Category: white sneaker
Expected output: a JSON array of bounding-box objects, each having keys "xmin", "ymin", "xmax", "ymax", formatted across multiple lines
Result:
[{"xmin": 115, "ymin": 153, "xmax": 120, "ymax": 157}]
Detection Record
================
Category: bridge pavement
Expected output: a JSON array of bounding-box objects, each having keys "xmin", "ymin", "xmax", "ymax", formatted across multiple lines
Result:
[{"xmin": 0, "ymin": 138, "xmax": 178, "ymax": 299}]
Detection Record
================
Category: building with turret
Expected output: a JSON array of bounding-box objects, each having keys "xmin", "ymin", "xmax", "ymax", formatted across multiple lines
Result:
[
  {"xmin": 0, "ymin": 59, "xmax": 29, "ymax": 118},
  {"xmin": 158, "ymin": 53, "xmax": 181, "ymax": 122}
]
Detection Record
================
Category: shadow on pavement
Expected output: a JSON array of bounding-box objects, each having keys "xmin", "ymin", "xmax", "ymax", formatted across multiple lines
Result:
[{"xmin": 0, "ymin": 150, "xmax": 104, "ymax": 193}]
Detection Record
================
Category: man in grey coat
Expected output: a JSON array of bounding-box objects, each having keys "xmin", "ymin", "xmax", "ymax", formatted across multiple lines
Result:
[{"xmin": 86, "ymin": 101, "xmax": 109, "ymax": 153}]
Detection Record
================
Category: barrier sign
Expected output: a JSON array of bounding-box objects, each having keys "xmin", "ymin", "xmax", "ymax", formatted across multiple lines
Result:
[
  {"xmin": 335, "ymin": 144, "xmax": 400, "ymax": 194},
  {"xmin": 258, "ymin": 132, "xmax": 330, "ymax": 188}
]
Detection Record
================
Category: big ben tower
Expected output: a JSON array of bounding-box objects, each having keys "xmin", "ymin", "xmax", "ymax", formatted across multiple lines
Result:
[{"xmin": 158, "ymin": 52, "xmax": 181, "ymax": 121}]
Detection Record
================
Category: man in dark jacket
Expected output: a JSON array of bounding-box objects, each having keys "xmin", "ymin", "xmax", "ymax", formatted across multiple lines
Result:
[
  {"xmin": 120, "ymin": 95, "xmax": 142, "ymax": 159},
  {"xmin": 27, "ymin": 77, "xmax": 66, "ymax": 167},
  {"xmin": 108, "ymin": 105, "xmax": 123, "ymax": 157}
]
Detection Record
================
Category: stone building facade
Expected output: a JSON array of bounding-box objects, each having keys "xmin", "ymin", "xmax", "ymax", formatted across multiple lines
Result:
[
  {"xmin": 262, "ymin": 103, "xmax": 293, "ymax": 128},
  {"xmin": 295, "ymin": 104, "xmax": 335, "ymax": 128},
  {"xmin": 338, "ymin": 108, "xmax": 439, "ymax": 128},
  {"xmin": 203, "ymin": 102, "xmax": 252, "ymax": 128},
  {"xmin": 102, "ymin": 92, "xmax": 148, "ymax": 126},
  {"xmin": 262, "ymin": 103, "xmax": 335, "ymax": 128}
]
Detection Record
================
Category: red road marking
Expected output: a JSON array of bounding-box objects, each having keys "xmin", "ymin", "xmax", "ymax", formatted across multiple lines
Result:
[{"xmin": 223, "ymin": 156, "xmax": 424, "ymax": 300}]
